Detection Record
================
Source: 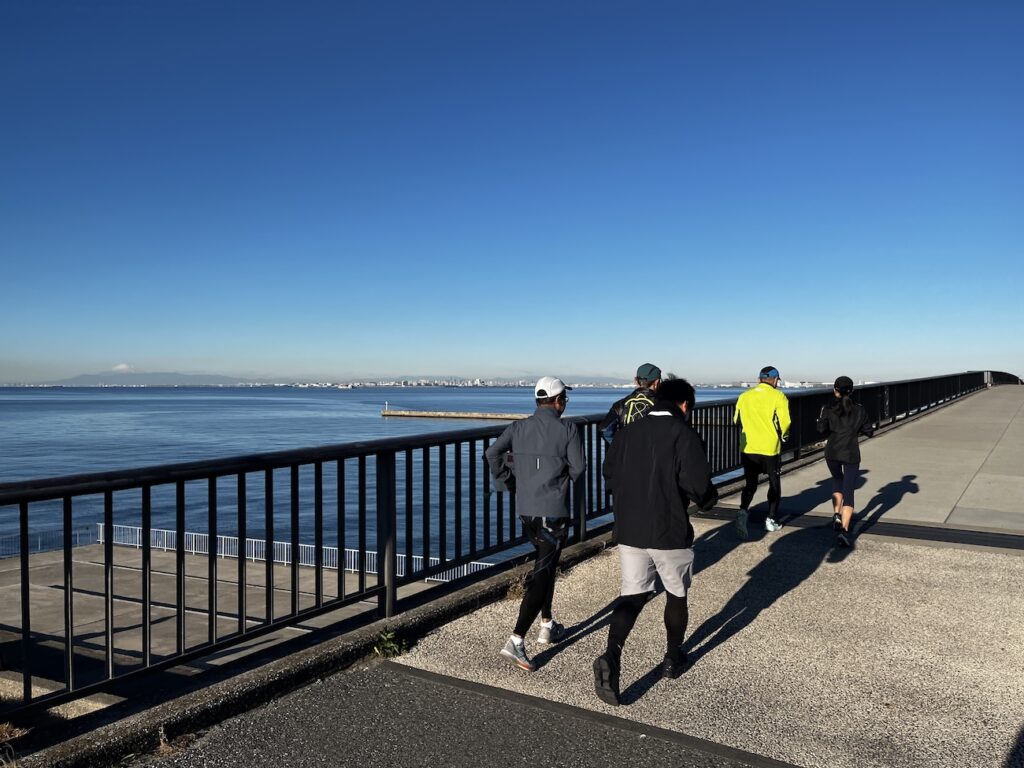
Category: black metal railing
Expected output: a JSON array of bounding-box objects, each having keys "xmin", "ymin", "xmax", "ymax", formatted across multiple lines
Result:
[{"xmin": 0, "ymin": 370, "xmax": 1016, "ymax": 716}]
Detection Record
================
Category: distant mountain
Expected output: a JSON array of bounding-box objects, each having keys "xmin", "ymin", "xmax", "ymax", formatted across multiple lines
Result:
[{"xmin": 49, "ymin": 372, "xmax": 251, "ymax": 386}]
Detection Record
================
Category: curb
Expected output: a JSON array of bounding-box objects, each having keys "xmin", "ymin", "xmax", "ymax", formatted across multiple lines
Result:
[{"xmin": 17, "ymin": 532, "xmax": 613, "ymax": 768}]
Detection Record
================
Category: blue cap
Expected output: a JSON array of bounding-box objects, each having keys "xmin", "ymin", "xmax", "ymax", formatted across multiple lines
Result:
[{"xmin": 759, "ymin": 366, "xmax": 780, "ymax": 379}]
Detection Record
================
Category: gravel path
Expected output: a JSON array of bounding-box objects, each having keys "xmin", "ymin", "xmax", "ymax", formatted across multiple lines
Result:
[{"xmin": 398, "ymin": 518, "xmax": 1024, "ymax": 768}]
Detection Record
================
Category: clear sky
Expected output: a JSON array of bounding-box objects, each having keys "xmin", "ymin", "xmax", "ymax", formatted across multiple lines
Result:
[{"xmin": 2, "ymin": 1, "xmax": 1022, "ymax": 384}]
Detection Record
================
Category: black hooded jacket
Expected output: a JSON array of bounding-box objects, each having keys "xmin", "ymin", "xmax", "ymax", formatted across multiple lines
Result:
[{"xmin": 602, "ymin": 400, "xmax": 718, "ymax": 549}]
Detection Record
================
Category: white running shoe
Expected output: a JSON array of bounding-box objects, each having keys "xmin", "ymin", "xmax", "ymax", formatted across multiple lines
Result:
[
  {"xmin": 537, "ymin": 621, "xmax": 566, "ymax": 645},
  {"xmin": 499, "ymin": 637, "xmax": 536, "ymax": 672},
  {"xmin": 765, "ymin": 517, "xmax": 783, "ymax": 532}
]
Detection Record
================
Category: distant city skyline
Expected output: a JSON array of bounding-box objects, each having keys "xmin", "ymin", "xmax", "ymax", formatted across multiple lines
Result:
[
  {"xmin": 0, "ymin": 365, "xmax": 969, "ymax": 389},
  {"xmin": 3, "ymin": 2, "xmax": 1022, "ymax": 385}
]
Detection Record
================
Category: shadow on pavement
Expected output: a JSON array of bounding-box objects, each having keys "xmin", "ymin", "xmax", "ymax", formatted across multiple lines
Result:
[
  {"xmin": 1004, "ymin": 722, "xmax": 1024, "ymax": 768},
  {"xmin": 856, "ymin": 474, "xmax": 920, "ymax": 536},
  {"xmin": 776, "ymin": 471, "xmax": 871, "ymax": 524},
  {"xmin": 685, "ymin": 524, "xmax": 836, "ymax": 666},
  {"xmin": 619, "ymin": 663, "xmax": 667, "ymax": 705},
  {"xmin": 532, "ymin": 599, "xmax": 617, "ymax": 669}
]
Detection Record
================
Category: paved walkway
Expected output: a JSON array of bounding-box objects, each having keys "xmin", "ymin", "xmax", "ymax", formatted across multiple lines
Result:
[
  {"xmin": 397, "ymin": 518, "xmax": 1024, "ymax": 768},
  {"xmin": 67, "ymin": 387, "xmax": 1024, "ymax": 767},
  {"xmin": 720, "ymin": 385, "xmax": 1024, "ymax": 534}
]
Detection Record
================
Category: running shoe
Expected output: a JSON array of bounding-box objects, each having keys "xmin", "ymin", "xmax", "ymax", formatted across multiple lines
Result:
[
  {"xmin": 593, "ymin": 655, "xmax": 620, "ymax": 706},
  {"xmin": 837, "ymin": 531, "xmax": 852, "ymax": 547},
  {"xmin": 734, "ymin": 509, "xmax": 749, "ymax": 540},
  {"xmin": 661, "ymin": 653, "xmax": 690, "ymax": 680},
  {"xmin": 765, "ymin": 517, "xmax": 783, "ymax": 532},
  {"xmin": 499, "ymin": 638, "xmax": 536, "ymax": 672},
  {"xmin": 832, "ymin": 513, "xmax": 842, "ymax": 531},
  {"xmin": 537, "ymin": 621, "xmax": 566, "ymax": 645}
]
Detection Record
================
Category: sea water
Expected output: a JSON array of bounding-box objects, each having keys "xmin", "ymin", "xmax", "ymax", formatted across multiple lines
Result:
[{"xmin": 0, "ymin": 386, "xmax": 744, "ymax": 540}]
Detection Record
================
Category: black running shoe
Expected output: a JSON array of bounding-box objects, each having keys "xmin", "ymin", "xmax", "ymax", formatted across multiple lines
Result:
[
  {"xmin": 837, "ymin": 531, "xmax": 851, "ymax": 547},
  {"xmin": 832, "ymin": 513, "xmax": 842, "ymax": 531},
  {"xmin": 661, "ymin": 653, "xmax": 690, "ymax": 680},
  {"xmin": 593, "ymin": 655, "xmax": 620, "ymax": 706}
]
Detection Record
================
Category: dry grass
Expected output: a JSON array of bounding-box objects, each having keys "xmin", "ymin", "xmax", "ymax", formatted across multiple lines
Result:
[
  {"xmin": 505, "ymin": 566, "xmax": 566, "ymax": 602},
  {"xmin": 0, "ymin": 724, "xmax": 27, "ymax": 745},
  {"xmin": 505, "ymin": 575, "xmax": 526, "ymax": 601},
  {"xmin": 154, "ymin": 725, "xmax": 197, "ymax": 757},
  {"xmin": 0, "ymin": 722, "xmax": 28, "ymax": 768}
]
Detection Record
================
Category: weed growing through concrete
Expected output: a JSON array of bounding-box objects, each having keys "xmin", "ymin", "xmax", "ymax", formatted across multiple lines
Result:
[
  {"xmin": 506, "ymin": 566, "xmax": 565, "ymax": 603},
  {"xmin": 373, "ymin": 630, "xmax": 407, "ymax": 658},
  {"xmin": 0, "ymin": 723, "xmax": 27, "ymax": 767},
  {"xmin": 157, "ymin": 725, "xmax": 174, "ymax": 756}
]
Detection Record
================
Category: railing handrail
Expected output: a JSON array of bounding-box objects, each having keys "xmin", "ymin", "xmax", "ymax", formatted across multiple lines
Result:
[{"xmin": 1, "ymin": 370, "xmax": 1013, "ymax": 505}]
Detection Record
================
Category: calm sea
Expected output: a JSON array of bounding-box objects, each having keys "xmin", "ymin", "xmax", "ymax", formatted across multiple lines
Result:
[{"xmin": 0, "ymin": 386, "xmax": 744, "ymax": 539}]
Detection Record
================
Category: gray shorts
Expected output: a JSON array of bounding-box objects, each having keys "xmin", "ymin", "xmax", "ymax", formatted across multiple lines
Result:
[{"xmin": 618, "ymin": 545, "xmax": 695, "ymax": 598}]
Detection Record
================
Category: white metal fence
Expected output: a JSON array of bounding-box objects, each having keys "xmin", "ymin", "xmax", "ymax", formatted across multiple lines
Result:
[
  {"xmin": 0, "ymin": 525, "xmax": 96, "ymax": 559},
  {"xmin": 96, "ymin": 523, "xmax": 493, "ymax": 584}
]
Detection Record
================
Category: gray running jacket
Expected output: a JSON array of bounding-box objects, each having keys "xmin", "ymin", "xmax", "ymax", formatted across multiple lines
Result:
[{"xmin": 485, "ymin": 406, "xmax": 585, "ymax": 519}]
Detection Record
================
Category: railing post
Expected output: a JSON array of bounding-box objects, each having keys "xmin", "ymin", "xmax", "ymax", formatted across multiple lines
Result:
[
  {"xmin": 376, "ymin": 451, "xmax": 397, "ymax": 618},
  {"xmin": 573, "ymin": 474, "xmax": 586, "ymax": 543}
]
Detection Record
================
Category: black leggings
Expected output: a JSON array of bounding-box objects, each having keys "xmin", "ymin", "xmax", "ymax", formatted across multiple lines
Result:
[
  {"xmin": 826, "ymin": 459, "xmax": 859, "ymax": 508},
  {"xmin": 513, "ymin": 517, "xmax": 568, "ymax": 638},
  {"xmin": 606, "ymin": 591, "xmax": 689, "ymax": 664},
  {"xmin": 740, "ymin": 452, "xmax": 782, "ymax": 518}
]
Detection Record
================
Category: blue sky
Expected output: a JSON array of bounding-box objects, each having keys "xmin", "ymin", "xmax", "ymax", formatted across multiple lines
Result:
[{"xmin": 2, "ymin": 1, "xmax": 1022, "ymax": 384}]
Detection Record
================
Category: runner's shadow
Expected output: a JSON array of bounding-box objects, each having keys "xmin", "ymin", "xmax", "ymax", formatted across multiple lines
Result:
[
  {"xmin": 619, "ymin": 663, "xmax": 666, "ymax": 705},
  {"xmin": 1005, "ymin": 722, "xmax": 1024, "ymax": 768},
  {"xmin": 685, "ymin": 524, "xmax": 834, "ymax": 666},
  {"xmin": 855, "ymin": 474, "xmax": 920, "ymax": 536},
  {"xmin": 691, "ymin": 519, "xmax": 745, "ymax": 577},
  {"xmin": 777, "ymin": 472, "xmax": 870, "ymax": 524},
  {"xmin": 533, "ymin": 598, "xmax": 618, "ymax": 668}
]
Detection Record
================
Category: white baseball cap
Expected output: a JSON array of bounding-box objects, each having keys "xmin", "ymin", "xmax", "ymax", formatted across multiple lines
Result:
[{"xmin": 534, "ymin": 376, "xmax": 571, "ymax": 398}]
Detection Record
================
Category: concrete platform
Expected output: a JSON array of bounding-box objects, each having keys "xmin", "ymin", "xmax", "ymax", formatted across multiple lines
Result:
[{"xmin": 0, "ymin": 544, "xmax": 429, "ymax": 714}]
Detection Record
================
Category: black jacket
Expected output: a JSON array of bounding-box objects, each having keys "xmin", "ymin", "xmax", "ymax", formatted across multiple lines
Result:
[
  {"xmin": 816, "ymin": 400, "xmax": 873, "ymax": 464},
  {"xmin": 599, "ymin": 386, "xmax": 657, "ymax": 442},
  {"xmin": 603, "ymin": 401, "xmax": 718, "ymax": 549}
]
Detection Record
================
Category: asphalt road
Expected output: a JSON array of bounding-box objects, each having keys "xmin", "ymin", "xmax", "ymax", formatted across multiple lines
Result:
[{"xmin": 131, "ymin": 659, "xmax": 787, "ymax": 768}]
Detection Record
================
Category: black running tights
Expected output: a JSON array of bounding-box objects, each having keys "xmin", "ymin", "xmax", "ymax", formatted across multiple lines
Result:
[
  {"xmin": 740, "ymin": 452, "xmax": 782, "ymax": 518},
  {"xmin": 606, "ymin": 591, "xmax": 689, "ymax": 664},
  {"xmin": 513, "ymin": 517, "xmax": 567, "ymax": 638}
]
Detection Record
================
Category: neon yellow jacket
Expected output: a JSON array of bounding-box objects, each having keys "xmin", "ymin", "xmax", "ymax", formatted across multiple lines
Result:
[{"xmin": 733, "ymin": 383, "xmax": 791, "ymax": 455}]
